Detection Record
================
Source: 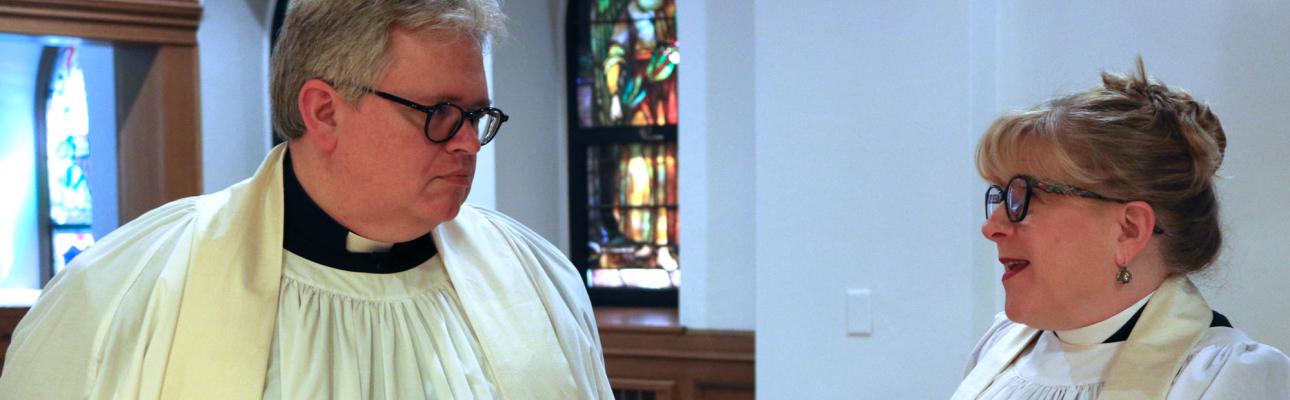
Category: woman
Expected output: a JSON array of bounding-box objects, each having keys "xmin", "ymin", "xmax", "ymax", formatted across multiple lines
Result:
[{"xmin": 952, "ymin": 60, "xmax": 1290, "ymax": 399}]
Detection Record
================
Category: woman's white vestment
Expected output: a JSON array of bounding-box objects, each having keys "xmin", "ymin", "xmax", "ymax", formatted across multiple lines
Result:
[{"xmin": 953, "ymin": 277, "xmax": 1290, "ymax": 399}]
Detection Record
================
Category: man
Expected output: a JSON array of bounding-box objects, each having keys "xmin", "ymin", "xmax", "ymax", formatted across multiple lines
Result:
[{"xmin": 0, "ymin": 0, "xmax": 612, "ymax": 398}]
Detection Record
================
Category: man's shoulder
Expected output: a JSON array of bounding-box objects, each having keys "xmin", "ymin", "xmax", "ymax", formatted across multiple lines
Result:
[
  {"xmin": 89, "ymin": 196, "xmax": 201, "ymax": 255},
  {"xmin": 463, "ymin": 205, "xmax": 560, "ymax": 249},
  {"xmin": 52, "ymin": 195, "xmax": 203, "ymax": 285},
  {"xmin": 458, "ymin": 205, "xmax": 584, "ymax": 289}
]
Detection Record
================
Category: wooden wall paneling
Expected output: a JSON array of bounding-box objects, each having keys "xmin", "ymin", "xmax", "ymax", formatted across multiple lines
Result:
[
  {"xmin": 152, "ymin": 44, "xmax": 201, "ymax": 210},
  {"xmin": 611, "ymin": 378, "xmax": 677, "ymax": 400},
  {"xmin": 115, "ymin": 43, "xmax": 202, "ymax": 223},
  {"xmin": 0, "ymin": 307, "xmax": 31, "ymax": 375},
  {"xmin": 696, "ymin": 385, "xmax": 752, "ymax": 400},
  {"xmin": 598, "ymin": 308, "xmax": 755, "ymax": 400},
  {"xmin": 0, "ymin": 0, "xmax": 200, "ymax": 45}
]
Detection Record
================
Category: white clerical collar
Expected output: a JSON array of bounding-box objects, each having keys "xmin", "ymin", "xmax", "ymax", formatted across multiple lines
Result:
[
  {"xmin": 345, "ymin": 232, "xmax": 395, "ymax": 253},
  {"xmin": 1055, "ymin": 291, "xmax": 1154, "ymax": 346}
]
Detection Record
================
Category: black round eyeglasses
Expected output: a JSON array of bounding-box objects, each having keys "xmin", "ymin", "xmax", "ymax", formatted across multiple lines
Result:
[
  {"xmin": 366, "ymin": 88, "xmax": 509, "ymax": 146},
  {"xmin": 985, "ymin": 175, "xmax": 1165, "ymax": 235}
]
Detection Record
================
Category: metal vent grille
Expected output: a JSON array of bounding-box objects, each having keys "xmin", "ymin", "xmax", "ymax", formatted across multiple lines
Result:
[{"xmin": 612, "ymin": 388, "xmax": 658, "ymax": 400}]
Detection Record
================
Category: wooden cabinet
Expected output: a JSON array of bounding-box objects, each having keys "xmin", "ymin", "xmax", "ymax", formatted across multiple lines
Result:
[
  {"xmin": 597, "ymin": 308, "xmax": 755, "ymax": 400},
  {"xmin": 0, "ymin": 307, "xmax": 29, "ymax": 374}
]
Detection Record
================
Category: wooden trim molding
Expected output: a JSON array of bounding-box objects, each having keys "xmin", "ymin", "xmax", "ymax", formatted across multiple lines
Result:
[
  {"xmin": 1, "ymin": 0, "xmax": 205, "ymax": 225},
  {"xmin": 0, "ymin": 0, "xmax": 202, "ymax": 45},
  {"xmin": 597, "ymin": 308, "xmax": 755, "ymax": 400},
  {"xmin": 115, "ymin": 44, "xmax": 203, "ymax": 222}
]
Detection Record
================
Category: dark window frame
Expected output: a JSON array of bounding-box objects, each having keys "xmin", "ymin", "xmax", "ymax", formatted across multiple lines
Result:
[{"xmin": 565, "ymin": 0, "xmax": 678, "ymax": 308}]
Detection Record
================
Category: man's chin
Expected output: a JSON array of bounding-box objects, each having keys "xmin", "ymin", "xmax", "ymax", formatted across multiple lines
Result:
[{"xmin": 427, "ymin": 200, "xmax": 466, "ymax": 224}]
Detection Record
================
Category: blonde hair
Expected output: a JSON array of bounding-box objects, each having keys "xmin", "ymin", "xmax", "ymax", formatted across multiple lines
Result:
[
  {"xmin": 270, "ymin": 0, "xmax": 506, "ymax": 141},
  {"xmin": 976, "ymin": 58, "xmax": 1228, "ymax": 274}
]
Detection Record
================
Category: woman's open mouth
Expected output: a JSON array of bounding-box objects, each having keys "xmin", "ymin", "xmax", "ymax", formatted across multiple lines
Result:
[{"xmin": 1001, "ymin": 258, "xmax": 1030, "ymax": 282}]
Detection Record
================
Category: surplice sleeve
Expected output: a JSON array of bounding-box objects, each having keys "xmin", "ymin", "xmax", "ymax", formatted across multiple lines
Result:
[
  {"xmin": 1167, "ymin": 335, "xmax": 1290, "ymax": 399},
  {"xmin": 472, "ymin": 206, "xmax": 615, "ymax": 399},
  {"xmin": 0, "ymin": 198, "xmax": 197, "ymax": 400}
]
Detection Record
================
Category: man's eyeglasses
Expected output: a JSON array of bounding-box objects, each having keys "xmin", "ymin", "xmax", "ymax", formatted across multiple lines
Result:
[
  {"xmin": 366, "ymin": 88, "xmax": 508, "ymax": 146},
  {"xmin": 985, "ymin": 175, "xmax": 1165, "ymax": 234}
]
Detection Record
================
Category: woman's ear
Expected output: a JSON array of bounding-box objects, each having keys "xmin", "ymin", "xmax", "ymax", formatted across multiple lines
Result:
[
  {"xmin": 297, "ymin": 79, "xmax": 343, "ymax": 152},
  {"xmin": 1115, "ymin": 201, "xmax": 1157, "ymax": 266}
]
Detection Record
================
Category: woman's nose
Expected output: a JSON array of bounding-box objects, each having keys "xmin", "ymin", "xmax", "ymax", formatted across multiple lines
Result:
[{"xmin": 981, "ymin": 206, "xmax": 1013, "ymax": 242}]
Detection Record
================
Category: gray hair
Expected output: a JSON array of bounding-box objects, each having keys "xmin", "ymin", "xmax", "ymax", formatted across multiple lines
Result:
[{"xmin": 270, "ymin": 0, "xmax": 506, "ymax": 141}]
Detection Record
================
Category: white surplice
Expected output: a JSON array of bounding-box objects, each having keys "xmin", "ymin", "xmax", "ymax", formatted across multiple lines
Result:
[
  {"xmin": 0, "ymin": 145, "xmax": 613, "ymax": 400},
  {"xmin": 953, "ymin": 277, "xmax": 1290, "ymax": 400},
  {"xmin": 260, "ymin": 252, "xmax": 497, "ymax": 399}
]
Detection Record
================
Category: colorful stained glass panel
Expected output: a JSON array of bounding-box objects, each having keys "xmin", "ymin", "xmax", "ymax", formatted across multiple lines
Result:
[
  {"xmin": 575, "ymin": 0, "xmax": 678, "ymax": 128},
  {"xmin": 46, "ymin": 46, "xmax": 93, "ymax": 226},
  {"xmin": 585, "ymin": 142, "xmax": 678, "ymax": 289},
  {"xmin": 51, "ymin": 229, "xmax": 94, "ymax": 275},
  {"xmin": 45, "ymin": 45, "xmax": 96, "ymax": 277}
]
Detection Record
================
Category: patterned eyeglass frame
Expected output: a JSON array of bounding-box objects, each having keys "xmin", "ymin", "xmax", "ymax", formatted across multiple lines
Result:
[{"xmin": 985, "ymin": 175, "xmax": 1166, "ymax": 235}]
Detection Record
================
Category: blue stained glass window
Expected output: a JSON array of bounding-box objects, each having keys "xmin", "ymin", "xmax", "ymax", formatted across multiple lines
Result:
[
  {"xmin": 51, "ymin": 229, "xmax": 94, "ymax": 275},
  {"xmin": 45, "ymin": 46, "xmax": 94, "ymax": 269}
]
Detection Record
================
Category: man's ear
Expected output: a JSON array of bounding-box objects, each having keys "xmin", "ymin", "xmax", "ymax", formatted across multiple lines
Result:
[
  {"xmin": 297, "ymin": 79, "xmax": 344, "ymax": 152},
  {"xmin": 1115, "ymin": 200, "xmax": 1157, "ymax": 266}
]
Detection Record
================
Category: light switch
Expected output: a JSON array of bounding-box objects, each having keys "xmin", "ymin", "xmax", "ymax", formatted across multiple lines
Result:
[{"xmin": 847, "ymin": 288, "xmax": 872, "ymax": 336}]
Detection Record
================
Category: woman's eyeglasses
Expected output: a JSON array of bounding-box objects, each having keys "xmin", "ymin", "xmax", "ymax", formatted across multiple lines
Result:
[{"xmin": 985, "ymin": 175, "xmax": 1165, "ymax": 234}]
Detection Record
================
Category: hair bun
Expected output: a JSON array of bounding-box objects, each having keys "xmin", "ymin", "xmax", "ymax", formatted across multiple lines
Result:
[{"xmin": 1121, "ymin": 57, "xmax": 1228, "ymax": 187}]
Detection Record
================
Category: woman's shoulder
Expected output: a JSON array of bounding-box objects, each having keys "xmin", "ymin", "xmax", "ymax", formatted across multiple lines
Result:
[{"xmin": 1168, "ymin": 326, "xmax": 1290, "ymax": 398}]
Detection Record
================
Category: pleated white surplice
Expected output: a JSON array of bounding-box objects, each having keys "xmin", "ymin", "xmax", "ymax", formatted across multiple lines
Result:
[
  {"xmin": 968, "ymin": 313, "xmax": 1290, "ymax": 400},
  {"xmin": 261, "ymin": 251, "xmax": 497, "ymax": 400}
]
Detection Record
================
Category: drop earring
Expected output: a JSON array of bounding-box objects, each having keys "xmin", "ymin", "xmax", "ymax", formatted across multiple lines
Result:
[{"xmin": 1116, "ymin": 266, "xmax": 1132, "ymax": 284}]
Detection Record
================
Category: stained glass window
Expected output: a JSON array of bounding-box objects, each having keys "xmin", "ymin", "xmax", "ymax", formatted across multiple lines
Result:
[
  {"xmin": 574, "ymin": 0, "xmax": 678, "ymax": 128},
  {"xmin": 45, "ymin": 46, "xmax": 94, "ymax": 274},
  {"xmin": 585, "ymin": 143, "xmax": 679, "ymax": 289},
  {"xmin": 568, "ymin": 0, "xmax": 679, "ymax": 306}
]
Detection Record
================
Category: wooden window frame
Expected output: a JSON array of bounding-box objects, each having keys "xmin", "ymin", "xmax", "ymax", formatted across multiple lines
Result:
[{"xmin": 1, "ymin": 0, "xmax": 205, "ymax": 233}]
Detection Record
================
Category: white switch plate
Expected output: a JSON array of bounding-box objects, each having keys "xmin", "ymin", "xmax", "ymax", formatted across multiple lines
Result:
[{"xmin": 847, "ymin": 288, "xmax": 872, "ymax": 336}]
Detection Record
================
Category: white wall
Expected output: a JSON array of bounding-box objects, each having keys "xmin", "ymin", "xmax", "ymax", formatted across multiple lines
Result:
[
  {"xmin": 752, "ymin": 1, "xmax": 981, "ymax": 397},
  {"xmin": 83, "ymin": 42, "xmax": 120, "ymax": 240},
  {"xmin": 491, "ymin": 0, "xmax": 566, "ymax": 248},
  {"xmin": 739, "ymin": 1, "xmax": 1290, "ymax": 397},
  {"xmin": 0, "ymin": 36, "xmax": 42, "ymax": 290},
  {"xmin": 994, "ymin": 0, "xmax": 1290, "ymax": 354},
  {"xmin": 676, "ymin": 0, "xmax": 757, "ymax": 331},
  {"xmin": 197, "ymin": 0, "xmax": 275, "ymax": 193}
]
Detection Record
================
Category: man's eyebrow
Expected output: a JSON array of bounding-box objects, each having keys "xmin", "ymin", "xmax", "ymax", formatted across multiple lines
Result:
[{"xmin": 422, "ymin": 95, "xmax": 493, "ymax": 109}]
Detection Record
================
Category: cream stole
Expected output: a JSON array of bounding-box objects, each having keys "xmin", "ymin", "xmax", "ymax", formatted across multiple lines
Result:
[
  {"xmin": 952, "ymin": 276, "xmax": 1212, "ymax": 400},
  {"xmin": 158, "ymin": 145, "xmax": 577, "ymax": 399}
]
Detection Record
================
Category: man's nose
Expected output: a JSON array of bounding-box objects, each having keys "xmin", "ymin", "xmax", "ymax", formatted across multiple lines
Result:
[{"xmin": 444, "ymin": 124, "xmax": 482, "ymax": 154}]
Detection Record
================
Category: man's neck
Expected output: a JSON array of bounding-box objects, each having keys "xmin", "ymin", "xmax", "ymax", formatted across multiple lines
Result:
[
  {"xmin": 281, "ymin": 148, "xmax": 437, "ymax": 273},
  {"xmin": 287, "ymin": 143, "xmax": 432, "ymax": 242}
]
